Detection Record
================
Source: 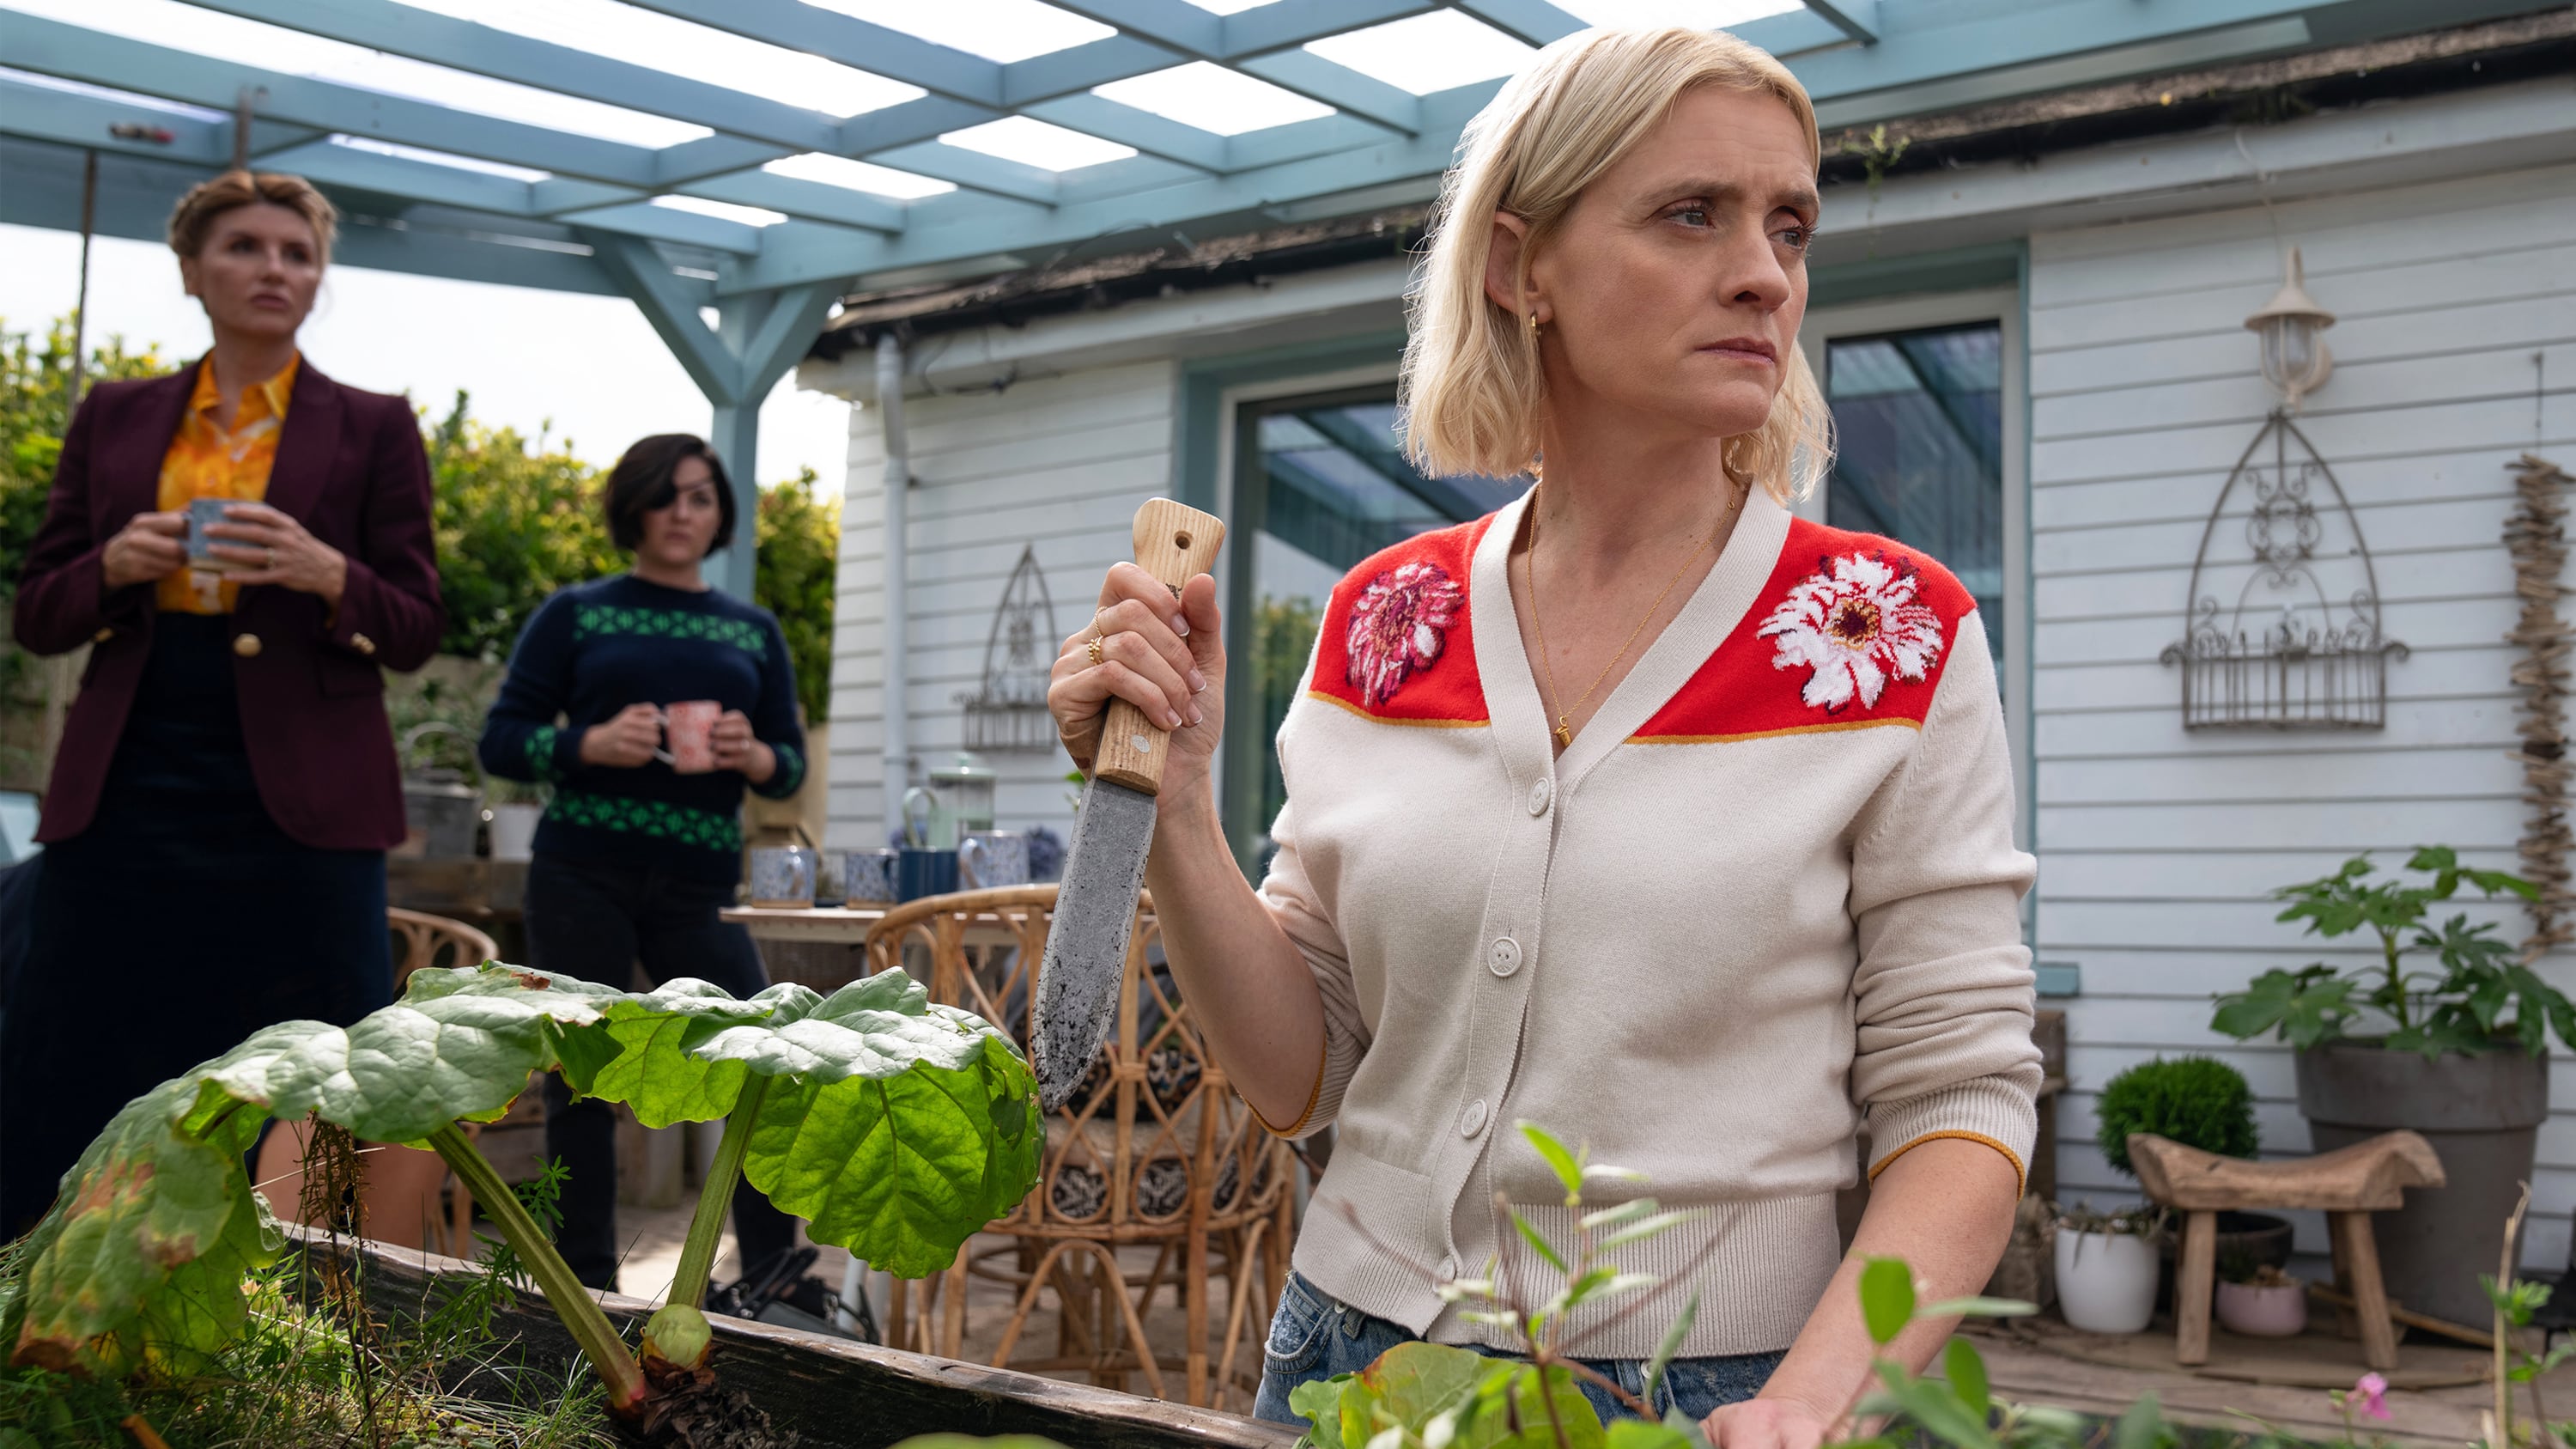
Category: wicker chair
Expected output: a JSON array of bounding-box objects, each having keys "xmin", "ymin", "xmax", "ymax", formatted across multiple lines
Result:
[
  {"xmin": 391, "ymin": 908, "xmax": 501, "ymax": 1257},
  {"xmin": 863, "ymin": 885, "xmax": 1295, "ymax": 1409}
]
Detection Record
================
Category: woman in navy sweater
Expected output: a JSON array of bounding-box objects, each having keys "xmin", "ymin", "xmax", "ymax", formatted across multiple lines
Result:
[{"xmin": 479, "ymin": 433, "xmax": 805, "ymax": 1291}]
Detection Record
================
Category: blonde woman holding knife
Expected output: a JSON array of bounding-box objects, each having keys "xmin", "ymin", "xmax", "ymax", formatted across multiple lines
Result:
[{"xmin": 1049, "ymin": 28, "xmax": 2038, "ymax": 1445}]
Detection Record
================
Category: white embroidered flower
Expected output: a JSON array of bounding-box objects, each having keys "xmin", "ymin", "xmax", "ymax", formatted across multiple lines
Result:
[
  {"xmin": 1346, "ymin": 561, "xmax": 1465, "ymax": 707},
  {"xmin": 1757, "ymin": 551, "xmax": 1945, "ymax": 711}
]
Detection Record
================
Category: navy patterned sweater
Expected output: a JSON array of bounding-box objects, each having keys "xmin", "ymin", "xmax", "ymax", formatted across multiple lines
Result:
[{"xmin": 477, "ymin": 574, "xmax": 805, "ymax": 884}]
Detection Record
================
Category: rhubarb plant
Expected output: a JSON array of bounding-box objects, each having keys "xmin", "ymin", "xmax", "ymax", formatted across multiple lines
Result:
[{"xmin": 2, "ymin": 962, "xmax": 1042, "ymax": 1436}]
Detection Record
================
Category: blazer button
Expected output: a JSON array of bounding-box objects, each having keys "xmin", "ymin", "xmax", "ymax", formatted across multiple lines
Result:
[
  {"xmin": 233, "ymin": 632, "xmax": 262, "ymax": 658},
  {"xmin": 350, "ymin": 632, "xmax": 377, "ymax": 656},
  {"xmin": 94, "ymin": 627, "xmax": 113, "ymax": 643}
]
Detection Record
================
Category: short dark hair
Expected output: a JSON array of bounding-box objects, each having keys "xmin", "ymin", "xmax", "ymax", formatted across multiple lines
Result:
[{"xmin": 604, "ymin": 434, "xmax": 736, "ymax": 555}]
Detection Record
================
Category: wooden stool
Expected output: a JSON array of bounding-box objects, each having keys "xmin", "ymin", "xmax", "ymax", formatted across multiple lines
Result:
[{"xmin": 2128, "ymin": 1130, "xmax": 2444, "ymax": 1372}]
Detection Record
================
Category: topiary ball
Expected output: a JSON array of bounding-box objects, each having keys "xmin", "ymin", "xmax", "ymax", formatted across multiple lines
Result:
[{"xmin": 2094, "ymin": 1055, "xmax": 2259, "ymax": 1178}]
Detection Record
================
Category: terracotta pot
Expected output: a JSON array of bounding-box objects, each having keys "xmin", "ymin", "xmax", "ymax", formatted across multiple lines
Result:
[
  {"xmin": 2215, "ymin": 1279, "xmax": 2308, "ymax": 1337},
  {"xmin": 2054, "ymin": 1229, "xmax": 2159, "ymax": 1335}
]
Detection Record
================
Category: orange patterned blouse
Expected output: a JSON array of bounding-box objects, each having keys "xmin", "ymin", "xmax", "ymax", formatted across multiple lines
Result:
[{"xmin": 155, "ymin": 354, "xmax": 299, "ymax": 615}]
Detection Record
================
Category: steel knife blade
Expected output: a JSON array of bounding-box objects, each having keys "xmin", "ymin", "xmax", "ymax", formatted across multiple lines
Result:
[{"xmin": 1030, "ymin": 499, "xmax": 1225, "ymax": 1109}]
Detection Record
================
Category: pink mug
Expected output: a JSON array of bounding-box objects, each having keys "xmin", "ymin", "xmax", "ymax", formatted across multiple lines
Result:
[{"xmin": 659, "ymin": 700, "xmax": 721, "ymax": 774}]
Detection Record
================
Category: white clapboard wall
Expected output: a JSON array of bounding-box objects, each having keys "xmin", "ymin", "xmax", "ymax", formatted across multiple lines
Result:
[
  {"xmin": 2027, "ymin": 160, "xmax": 2576, "ymax": 1266},
  {"xmin": 825, "ymin": 359, "xmax": 1179, "ymax": 850}
]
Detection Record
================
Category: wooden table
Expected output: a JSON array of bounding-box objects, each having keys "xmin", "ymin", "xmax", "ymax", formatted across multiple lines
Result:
[{"xmin": 720, "ymin": 904, "xmax": 890, "ymax": 944}]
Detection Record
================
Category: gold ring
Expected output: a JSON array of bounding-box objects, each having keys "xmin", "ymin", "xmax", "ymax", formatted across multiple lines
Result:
[
  {"xmin": 266, "ymin": 547, "xmax": 277, "ymax": 569},
  {"xmin": 1085, "ymin": 636, "xmax": 1105, "ymax": 667}
]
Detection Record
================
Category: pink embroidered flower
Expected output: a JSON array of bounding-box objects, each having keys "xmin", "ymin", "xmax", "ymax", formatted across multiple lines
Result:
[
  {"xmin": 1757, "ymin": 551, "xmax": 1945, "ymax": 712},
  {"xmin": 1346, "ymin": 561, "xmax": 1465, "ymax": 707}
]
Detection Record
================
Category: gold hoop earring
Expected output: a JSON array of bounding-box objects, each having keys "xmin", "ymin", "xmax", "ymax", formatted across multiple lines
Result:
[{"xmin": 1526, "ymin": 309, "xmax": 1541, "ymax": 339}]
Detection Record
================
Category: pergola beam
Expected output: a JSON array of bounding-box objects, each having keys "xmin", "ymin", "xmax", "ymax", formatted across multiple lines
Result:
[{"xmin": 1801, "ymin": 0, "xmax": 1880, "ymax": 46}]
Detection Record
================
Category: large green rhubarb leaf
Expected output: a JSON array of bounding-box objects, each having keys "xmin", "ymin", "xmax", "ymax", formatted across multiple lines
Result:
[
  {"xmin": 5, "ymin": 965, "xmax": 632, "ymax": 1373},
  {"xmin": 570, "ymin": 971, "xmax": 1043, "ymax": 1278}
]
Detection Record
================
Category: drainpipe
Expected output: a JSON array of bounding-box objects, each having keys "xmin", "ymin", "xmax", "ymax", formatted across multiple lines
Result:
[{"xmin": 876, "ymin": 332, "xmax": 909, "ymax": 844}]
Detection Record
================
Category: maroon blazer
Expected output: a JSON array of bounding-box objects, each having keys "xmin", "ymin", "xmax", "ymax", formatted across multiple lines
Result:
[{"xmin": 15, "ymin": 358, "xmax": 445, "ymax": 850}]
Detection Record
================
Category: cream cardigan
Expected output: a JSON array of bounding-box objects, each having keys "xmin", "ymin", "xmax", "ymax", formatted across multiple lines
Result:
[{"xmin": 1255, "ymin": 485, "xmax": 2041, "ymax": 1360}]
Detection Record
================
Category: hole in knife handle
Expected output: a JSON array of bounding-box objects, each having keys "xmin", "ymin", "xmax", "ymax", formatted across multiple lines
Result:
[{"xmin": 1173, "ymin": 531, "xmax": 1192, "ymax": 550}]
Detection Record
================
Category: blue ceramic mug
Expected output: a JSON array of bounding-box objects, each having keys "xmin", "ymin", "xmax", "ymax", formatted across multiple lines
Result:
[
  {"xmin": 844, "ymin": 847, "xmax": 900, "ymax": 906},
  {"xmin": 896, "ymin": 847, "xmax": 958, "ymax": 902}
]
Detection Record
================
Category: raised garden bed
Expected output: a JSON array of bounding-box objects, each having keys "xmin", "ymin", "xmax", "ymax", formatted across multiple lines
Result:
[{"xmin": 313, "ymin": 1228, "xmax": 1297, "ymax": 1449}]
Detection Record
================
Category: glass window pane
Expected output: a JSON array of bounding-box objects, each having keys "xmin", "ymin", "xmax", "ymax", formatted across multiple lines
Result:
[
  {"xmin": 1824, "ymin": 321, "xmax": 2005, "ymax": 673},
  {"xmin": 1235, "ymin": 391, "xmax": 1524, "ymax": 865}
]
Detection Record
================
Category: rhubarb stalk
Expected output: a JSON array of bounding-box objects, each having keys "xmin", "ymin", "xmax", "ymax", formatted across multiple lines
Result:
[{"xmin": 426, "ymin": 1123, "xmax": 648, "ymax": 1416}]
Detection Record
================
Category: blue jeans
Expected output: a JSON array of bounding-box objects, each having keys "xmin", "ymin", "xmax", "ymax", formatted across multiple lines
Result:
[{"xmin": 1251, "ymin": 1269, "xmax": 1784, "ymax": 1428}]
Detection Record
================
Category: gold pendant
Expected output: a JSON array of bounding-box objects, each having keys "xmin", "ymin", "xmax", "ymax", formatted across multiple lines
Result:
[{"xmin": 1553, "ymin": 721, "xmax": 1572, "ymax": 748}]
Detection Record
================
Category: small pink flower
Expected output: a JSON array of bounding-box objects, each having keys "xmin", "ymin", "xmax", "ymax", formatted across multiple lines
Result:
[
  {"xmin": 1346, "ymin": 561, "xmax": 1465, "ymax": 708},
  {"xmin": 1757, "ymin": 551, "xmax": 1946, "ymax": 711},
  {"xmin": 2352, "ymin": 1372, "xmax": 2391, "ymax": 1421}
]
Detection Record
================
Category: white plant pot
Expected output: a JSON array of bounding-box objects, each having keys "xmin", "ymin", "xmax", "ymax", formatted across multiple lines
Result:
[
  {"xmin": 2053, "ymin": 1228, "xmax": 2160, "ymax": 1335},
  {"xmin": 486, "ymin": 802, "xmax": 542, "ymax": 862}
]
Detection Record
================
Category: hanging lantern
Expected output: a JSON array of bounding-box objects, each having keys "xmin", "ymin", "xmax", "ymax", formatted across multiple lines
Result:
[{"xmin": 2245, "ymin": 246, "xmax": 2335, "ymax": 411}]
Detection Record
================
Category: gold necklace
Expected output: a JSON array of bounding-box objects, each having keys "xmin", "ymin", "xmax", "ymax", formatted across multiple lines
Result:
[{"xmin": 1523, "ymin": 484, "xmax": 1737, "ymax": 751}]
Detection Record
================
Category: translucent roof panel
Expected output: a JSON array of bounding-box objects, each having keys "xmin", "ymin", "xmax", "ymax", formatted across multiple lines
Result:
[
  {"xmin": 798, "ymin": 0, "xmax": 1115, "ymax": 64},
  {"xmin": 1303, "ymin": 11, "xmax": 1536, "ymax": 96},
  {"xmin": 0, "ymin": 0, "xmax": 2444, "ymax": 307},
  {"xmin": 392, "ymin": 0, "xmax": 927, "ymax": 119},
  {"xmin": 1091, "ymin": 63, "xmax": 1334, "ymax": 137}
]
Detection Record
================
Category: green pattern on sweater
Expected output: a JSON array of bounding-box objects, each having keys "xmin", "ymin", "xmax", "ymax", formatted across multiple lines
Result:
[
  {"xmin": 544, "ymin": 789, "xmax": 742, "ymax": 853},
  {"xmin": 571, "ymin": 603, "xmax": 767, "ymax": 654}
]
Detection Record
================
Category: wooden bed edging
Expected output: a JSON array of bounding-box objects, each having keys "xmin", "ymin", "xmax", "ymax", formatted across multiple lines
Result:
[{"xmin": 290, "ymin": 1227, "xmax": 1301, "ymax": 1449}]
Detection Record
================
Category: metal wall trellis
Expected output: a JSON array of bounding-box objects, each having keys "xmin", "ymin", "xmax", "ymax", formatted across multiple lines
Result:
[{"xmin": 2160, "ymin": 411, "xmax": 2408, "ymax": 730}]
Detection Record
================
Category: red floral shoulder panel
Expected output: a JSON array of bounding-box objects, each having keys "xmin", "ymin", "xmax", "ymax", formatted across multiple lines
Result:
[
  {"xmin": 1632, "ymin": 516, "xmax": 1977, "ymax": 743},
  {"xmin": 1303, "ymin": 514, "xmax": 1494, "ymax": 727}
]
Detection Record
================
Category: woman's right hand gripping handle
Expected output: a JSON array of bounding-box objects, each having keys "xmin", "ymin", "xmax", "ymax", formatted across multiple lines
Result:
[
  {"xmin": 1047, "ymin": 562, "xmax": 1222, "ymax": 800},
  {"xmin": 1045, "ymin": 562, "xmax": 1328, "ymax": 1136}
]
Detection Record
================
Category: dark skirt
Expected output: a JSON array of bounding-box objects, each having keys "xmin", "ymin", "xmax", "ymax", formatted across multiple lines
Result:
[{"xmin": 0, "ymin": 615, "xmax": 391, "ymax": 1236}]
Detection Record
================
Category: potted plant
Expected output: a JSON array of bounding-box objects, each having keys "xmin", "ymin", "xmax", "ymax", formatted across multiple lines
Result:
[
  {"xmin": 483, "ymin": 775, "xmax": 545, "ymax": 862},
  {"xmin": 2050, "ymin": 1202, "xmax": 2164, "ymax": 1335},
  {"xmin": 2092, "ymin": 1056, "xmax": 2291, "ymax": 1300},
  {"xmin": 2211, "ymin": 846, "xmax": 2561, "ymax": 1328},
  {"xmin": 2215, "ymin": 1258, "xmax": 2307, "ymax": 1338}
]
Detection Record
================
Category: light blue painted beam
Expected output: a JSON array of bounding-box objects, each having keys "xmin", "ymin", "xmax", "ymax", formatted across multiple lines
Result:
[
  {"xmin": 1801, "ymin": 0, "xmax": 1879, "ymax": 46},
  {"xmin": 1237, "ymin": 51, "xmax": 1424, "ymax": 133},
  {"xmin": 3, "ymin": 15, "xmax": 663, "ymax": 185},
  {"xmin": 0, "ymin": 136, "xmax": 626, "ymax": 295},
  {"xmin": 1219, "ymin": 0, "xmax": 1430, "ymax": 58},
  {"xmin": 1789, "ymin": 0, "xmax": 2313, "ymax": 106},
  {"xmin": 1221, "ymin": 111, "xmax": 1415, "ymax": 170},
  {"xmin": 1444, "ymin": 0, "xmax": 1587, "ymax": 48},
  {"xmin": 1049, "ymin": 0, "xmax": 1224, "ymax": 54},
  {"xmin": 861, "ymin": 143, "xmax": 1063, "ymax": 205},
  {"xmin": 178, "ymin": 0, "xmax": 843, "ymax": 155},
  {"xmin": 0, "ymin": 77, "xmax": 231, "ymax": 166},
  {"xmin": 996, "ymin": 35, "xmax": 1188, "ymax": 108},
  {"xmin": 1730, "ymin": 9, "xmax": 1865, "ymax": 58},
  {"xmin": 1048, "ymin": 0, "xmax": 1426, "ymax": 130},
  {"xmin": 1022, "ymin": 94, "xmax": 1224, "ymax": 172},
  {"xmin": 562, "ymin": 201, "xmax": 767, "ymax": 255},
  {"xmin": 683, "ymin": 171, "xmax": 908, "ymax": 232},
  {"xmin": 258, "ymin": 137, "xmax": 536, "ymax": 213},
  {"xmin": 1807, "ymin": 14, "xmax": 2312, "ymax": 128},
  {"xmin": 587, "ymin": 230, "xmax": 747, "ymax": 397},
  {"xmin": 615, "ymin": 0, "xmax": 1006, "ymax": 106}
]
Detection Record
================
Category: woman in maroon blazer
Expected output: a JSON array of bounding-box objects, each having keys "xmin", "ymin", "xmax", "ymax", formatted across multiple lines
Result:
[{"xmin": 2, "ymin": 171, "xmax": 444, "ymax": 1238}]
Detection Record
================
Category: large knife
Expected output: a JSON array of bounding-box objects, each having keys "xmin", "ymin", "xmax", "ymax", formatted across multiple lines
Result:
[{"xmin": 1031, "ymin": 498, "xmax": 1226, "ymax": 1109}]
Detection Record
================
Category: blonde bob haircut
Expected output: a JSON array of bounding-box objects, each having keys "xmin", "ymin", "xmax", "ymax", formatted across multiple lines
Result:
[{"xmin": 1400, "ymin": 27, "xmax": 1832, "ymax": 503}]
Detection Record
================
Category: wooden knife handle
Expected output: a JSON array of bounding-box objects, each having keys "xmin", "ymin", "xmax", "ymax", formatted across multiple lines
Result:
[{"xmin": 1095, "ymin": 499, "xmax": 1226, "ymax": 795}]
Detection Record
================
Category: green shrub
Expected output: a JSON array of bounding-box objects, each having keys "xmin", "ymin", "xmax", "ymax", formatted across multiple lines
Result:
[{"xmin": 2093, "ymin": 1055, "xmax": 2258, "ymax": 1178}]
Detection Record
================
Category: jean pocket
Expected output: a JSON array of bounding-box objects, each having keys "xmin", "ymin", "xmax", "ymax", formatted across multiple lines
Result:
[{"xmin": 1262, "ymin": 1270, "xmax": 1335, "ymax": 1376}]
